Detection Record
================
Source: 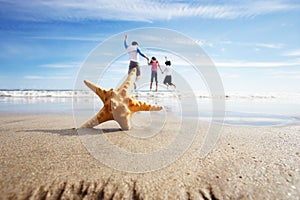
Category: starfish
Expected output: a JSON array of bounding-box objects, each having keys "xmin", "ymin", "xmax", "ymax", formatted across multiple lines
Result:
[{"xmin": 81, "ymin": 68, "xmax": 163, "ymax": 130}]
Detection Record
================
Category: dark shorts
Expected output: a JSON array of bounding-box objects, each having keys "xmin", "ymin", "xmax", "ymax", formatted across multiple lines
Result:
[
  {"xmin": 163, "ymin": 75, "xmax": 172, "ymax": 85},
  {"xmin": 151, "ymin": 71, "xmax": 158, "ymax": 83},
  {"xmin": 128, "ymin": 61, "xmax": 141, "ymax": 76}
]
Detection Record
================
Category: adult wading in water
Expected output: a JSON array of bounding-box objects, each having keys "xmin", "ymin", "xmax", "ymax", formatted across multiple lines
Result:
[{"xmin": 124, "ymin": 34, "xmax": 149, "ymax": 90}]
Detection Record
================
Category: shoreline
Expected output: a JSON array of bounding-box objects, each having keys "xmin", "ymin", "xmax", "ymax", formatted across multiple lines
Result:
[
  {"xmin": 1, "ymin": 92, "xmax": 300, "ymax": 128},
  {"xmin": 0, "ymin": 113, "xmax": 299, "ymax": 199},
  {"xmin": 1, "ymin": 103, "xmax": 300, "ymax": 127}
]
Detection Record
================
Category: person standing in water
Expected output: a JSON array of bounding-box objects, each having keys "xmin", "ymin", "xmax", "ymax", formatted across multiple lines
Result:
[
  {"xmin": 148, "ymin": 57, "xmax": 163, "ymax": 92},
  {"xmin": 163, "ymin": 56, "xmax": 176, "ymax": 89},
  {"xmin": 124, "ymin": 34, "xmax": 149, "ymax": 90}
]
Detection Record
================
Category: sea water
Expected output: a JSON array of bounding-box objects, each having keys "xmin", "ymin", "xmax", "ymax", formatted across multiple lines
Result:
[{"xmin": 0, "ymin": 90, "xmax": 300, "ymax": 127}]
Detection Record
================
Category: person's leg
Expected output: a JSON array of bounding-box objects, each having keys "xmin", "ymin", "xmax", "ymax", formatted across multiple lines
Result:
[
  {"xmin": 154, "ymin": 72, "xmax": 158, "ymax": 91},
  {"xmin": 128, "ymin": 66, "xmax": 133, "ymax": 74},
  {"xmin": 134, "ymin": 65, "xmax": 141, "ymax": 90},
  {"xmin": 134, "ymin": 76, "xmax": 140, "ymax": 90},
  {"xmin": 129, "ymin": 64, "xmax": 140, "ymax": 90},
  {"xmin": 168, "ymin": 76, "xmax": 176, "ymax": 89},
  {"xmin": 163, "ymin": 76, "xmax": 168, "ymax": 86},
  {"xmin": 166, "ymin": 76, "xmax": 172, "ymax": 89},
  {"xmin": 128, "ymin": 61, "xmax": 137, "ymax": 90},
  {"xmin": 128, "ymin": 61, "xmax": 136, "ymax": 74},
  {"xmin": 150, "ymin": 71, "xmax": 154, "ymax": 91}
]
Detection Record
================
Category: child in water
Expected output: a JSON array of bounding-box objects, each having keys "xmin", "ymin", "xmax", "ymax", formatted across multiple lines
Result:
[
  {"xmin": 148, "ymin": 57, "xmax": 163, "ymax": 91},
  {"xmin": 163, "ymin": 57, "xmax": 176, "ymax": 89}
]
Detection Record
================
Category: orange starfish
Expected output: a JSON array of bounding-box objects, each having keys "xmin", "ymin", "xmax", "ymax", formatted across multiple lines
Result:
[{"xmin": 81, "ymin": 68, "xmax": 163, "ymax": 130}]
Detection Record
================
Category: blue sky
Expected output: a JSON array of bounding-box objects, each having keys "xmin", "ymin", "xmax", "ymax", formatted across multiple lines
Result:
[{"xmin": 0, "ymin": 0, "xmax": 299, "ymax": 93}]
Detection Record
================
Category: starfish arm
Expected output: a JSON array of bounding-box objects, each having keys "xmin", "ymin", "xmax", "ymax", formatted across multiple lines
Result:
[
  {"xmin": 129, "ymin": 99, "xmax": 163, "ymax": 113},
  {"xmin": 81, "ymin": 115, "xmax": 99, "ymax": 128},
  {"xmin": 111, "ymin": 101, "xmax": 132, "ymax": 130},
  {"xmin": 84, "ymin": 80, "xmax": 110, "ymax": 102},
  {"xmin": 117, "ymin": 68, "xmax": 136, "ymax": 93},
  {"xmin": 80, "ymin": 108, "xmax": 113, "ymax": 128}
]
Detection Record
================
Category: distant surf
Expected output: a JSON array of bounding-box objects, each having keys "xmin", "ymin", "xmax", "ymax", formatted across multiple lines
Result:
[
  {"xmin": 1, "ymin": 89, "xmax": 299, "ymax": 100},
  {"xmin": 1, "ymin": 89, "xmax": 300, "ymax": 127}
]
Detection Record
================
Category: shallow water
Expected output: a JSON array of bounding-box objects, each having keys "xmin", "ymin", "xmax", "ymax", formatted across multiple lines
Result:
[{"xmin": 1, "ymin": 93, "xmax": 300, "ymax": 127}]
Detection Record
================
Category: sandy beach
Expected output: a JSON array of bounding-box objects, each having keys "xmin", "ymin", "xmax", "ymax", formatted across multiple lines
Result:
[{"xmin": 0, "ymin": 113, "xmax": 299, "ymax": 199}]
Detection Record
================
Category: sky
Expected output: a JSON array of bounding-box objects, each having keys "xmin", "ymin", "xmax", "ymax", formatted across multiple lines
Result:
[{"xmin": 0, "ymin": 0, "xmax": 299, "ymax": 94}]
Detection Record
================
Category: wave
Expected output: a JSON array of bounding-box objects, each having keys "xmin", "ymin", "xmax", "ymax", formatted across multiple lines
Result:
[
  {"xmin": 0, "ymin": 90, "xmax": 300, "ymax": 101},
  {"xmin": 0, "ymin": 90, "xmax": 92, "ymax": 98}
]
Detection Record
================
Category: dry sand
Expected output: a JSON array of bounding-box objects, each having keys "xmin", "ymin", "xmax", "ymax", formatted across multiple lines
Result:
[{"xmin": 0, "ymin": 113, "xmax": 299, "ymax": 199}]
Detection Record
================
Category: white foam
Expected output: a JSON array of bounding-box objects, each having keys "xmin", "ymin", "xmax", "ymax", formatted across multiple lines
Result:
[
  {"xmin": 223, "ymin": 91, "xmax": 300, "ymax": 101},
  {"xmin": 1, "ymin": 90, "xmax": 300, "ymax": 103},
  {"xmin": 0, "ymin": 90, "xmax": 92, "ymax": 98},
  {"xmin": 1, "ymin": 90, "xmax": 299, "ymax": 126}
]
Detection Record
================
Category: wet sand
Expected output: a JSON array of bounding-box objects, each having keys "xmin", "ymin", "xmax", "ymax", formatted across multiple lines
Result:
[{"xmin": 0, "ymin": 113, "xmax": 299, "ymax": 199}]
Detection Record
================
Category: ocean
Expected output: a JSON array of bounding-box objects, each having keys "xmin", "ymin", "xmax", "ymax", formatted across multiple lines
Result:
[{"xmin": 1, "ymin": 89, "xmax": 300, "ymax": 127}]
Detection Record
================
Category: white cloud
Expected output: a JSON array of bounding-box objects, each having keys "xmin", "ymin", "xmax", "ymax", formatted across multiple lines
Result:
[
  {"xmin": 24, "ymin": 75, "xmax": 72, "ymax": 79},
  {"xmin": 220, "ymin": 40, "xmax": 283, "ymax": 49},
  {"xmin": 195, "ymin": 39, "xmax": 214, "ymax": 47},
  {"xmin": 220, "ymin": 73, "xmax": 240, "ymax": 79},
  {"xmin": 31, "ymin": 36, "xmax": 103, "ymax": 42},
  {"xmin": 39, "ymin": 62, "xmax": 81, "ymax": 68},
  {"xmin": 282, "ymin": 49, "xmax": 300, "ymax": 56},
  {"xmin": 268, "ymin": 70, "xmax": 300, "ymax": 79},
  {"xmin": 0, "ymin": 43, "xmax": 36, "ymax": 57},
  {"xmin": 215, "ymin": 60, "xmax": 300, "ymax": 68},
  {"xmin": 49, "ymin": 76, "xmax": 72, "ymax": 80},
  {"xmin": 255, "ymin": 43, "xmax": 283, "ymax": 49},
  {"xmin": 2, "ymin": 0, "xmax": 299, "ymax": 22},
  {"xmin": 24, "ymin": 76, "xmax": 44, "ymax": 79}
]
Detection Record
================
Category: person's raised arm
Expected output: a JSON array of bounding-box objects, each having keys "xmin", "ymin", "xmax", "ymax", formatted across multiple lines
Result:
[{"xmin": 124, "ymin": 34, "xmax": 128, "ymax": 49}]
